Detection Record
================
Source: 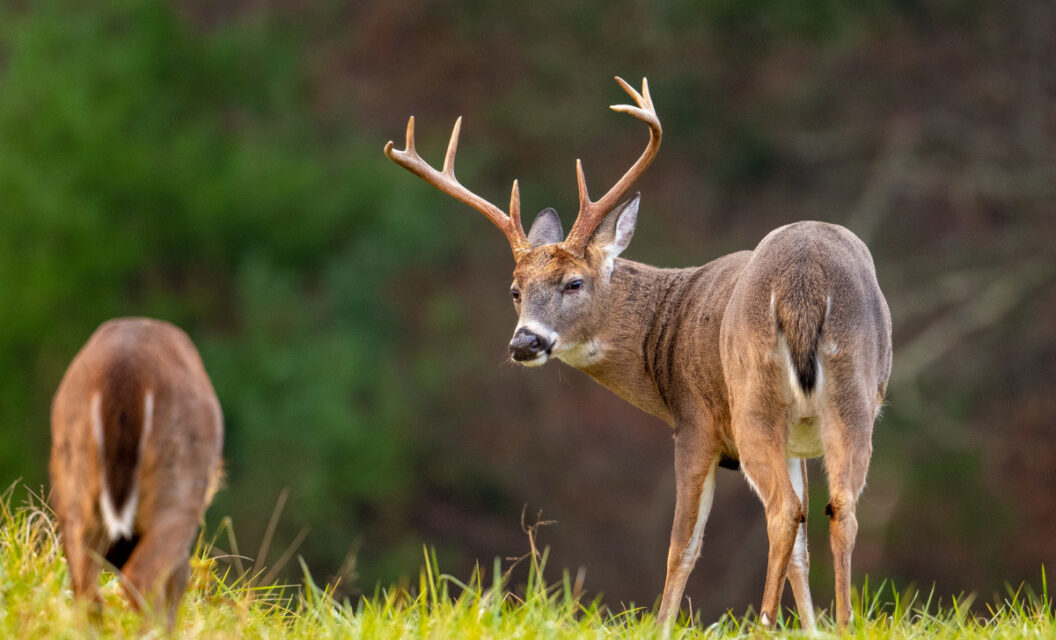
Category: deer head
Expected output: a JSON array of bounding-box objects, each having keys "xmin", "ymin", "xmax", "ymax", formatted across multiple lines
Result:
[{"xmin": 384, "ymin": 77, "xmax": 661, "ymax": 367}]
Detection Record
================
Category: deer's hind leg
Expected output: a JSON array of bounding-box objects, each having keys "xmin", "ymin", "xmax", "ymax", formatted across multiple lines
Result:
[
  {"xmin": 731, "ymin": 390, "xmax": 803, "ymax": 629},
  {"xmin": 52, "ymin": 478, "xmax": 106, "ymax": 612},
  {"xmin": 62, "ymin": 520, "xmax": 104, "ymax": 607},
  {"xmin": 120, "ymin": 508, "xmax": 199, "ymax": 626},
  {"xmin": 821, "ymin": 387, "xmax": 875, "ymax": 629},
  {"xmin": 164, "ymin": 559, "xmax": 192, "ymax": 624},
  {"xmin": 785, "ymin": 457, "xmax": 816, "ymax": 630}
]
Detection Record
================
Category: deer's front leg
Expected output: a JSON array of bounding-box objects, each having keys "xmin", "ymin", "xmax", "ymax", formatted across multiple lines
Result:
[{"xmin": 657, "ymin": 424, "xmax": 719, "ymax": 631}]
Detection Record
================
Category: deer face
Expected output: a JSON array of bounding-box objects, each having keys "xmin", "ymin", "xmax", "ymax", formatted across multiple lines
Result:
[{"xmin": 508, "ymin": 196, "xmax": 639, "ymax": 367}]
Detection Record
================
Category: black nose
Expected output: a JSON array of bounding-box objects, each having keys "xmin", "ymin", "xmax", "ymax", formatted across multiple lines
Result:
[{"xmin": 509, "ymin": 327, "xmax": 551, "ymax": 361}]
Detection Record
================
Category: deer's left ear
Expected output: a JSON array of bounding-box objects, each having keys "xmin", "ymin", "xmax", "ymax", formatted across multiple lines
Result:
[
  {"xmin": 527, "ymin": 208, "xmax": 564, "ymax": 247},
  {"xmin": 588, "ymin": 193, "xmax": 639, "ymax": 264}
]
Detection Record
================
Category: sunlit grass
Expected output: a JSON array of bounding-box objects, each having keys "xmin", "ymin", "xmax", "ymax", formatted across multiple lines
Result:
[{"xmin": 0, "ymin": 486, "xmax": 1050, "ymax": 638}]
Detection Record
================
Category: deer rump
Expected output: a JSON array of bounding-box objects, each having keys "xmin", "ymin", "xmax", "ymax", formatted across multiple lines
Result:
[{"xmin": 93, "ymin": 356, "xmax": 153, "ymax": 568}]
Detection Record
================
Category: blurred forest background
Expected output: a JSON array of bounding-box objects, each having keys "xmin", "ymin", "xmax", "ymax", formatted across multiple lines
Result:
[{"xmin": 1, "ymin": 0, "xmax": 1053, "ymax": 620}]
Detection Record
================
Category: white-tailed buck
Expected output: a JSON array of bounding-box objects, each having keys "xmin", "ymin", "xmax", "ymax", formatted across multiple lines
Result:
[
  {"xmin": 385, "ymin": 77, "xmax": 892, "ymax": 630},
  {"xmin": 50, "ymin": 317, "xmax": 223, "ymax": 624}
]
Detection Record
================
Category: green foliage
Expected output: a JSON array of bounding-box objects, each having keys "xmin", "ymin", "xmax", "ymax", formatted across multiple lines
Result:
[
  {"xmin": 1, "ymin": 490, "xmax": 1053, "ymax": 638},
  {"xmin": 0, "ymin": 0, "xmax": 445, "ymax": 583}
]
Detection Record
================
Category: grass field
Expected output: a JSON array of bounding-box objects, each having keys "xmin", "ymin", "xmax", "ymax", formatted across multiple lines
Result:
[{"xmin": 1, "ymin": 488, "xmax": 1051, "ymax": 639}]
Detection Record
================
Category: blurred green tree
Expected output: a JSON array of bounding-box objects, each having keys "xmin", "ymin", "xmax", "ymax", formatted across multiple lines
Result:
[{"xmin": 0, "ymin": 0, "xmax": 448, "ymax": 586}]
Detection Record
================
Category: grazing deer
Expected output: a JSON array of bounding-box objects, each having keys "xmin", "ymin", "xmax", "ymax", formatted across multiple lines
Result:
[
  {"xmin": 50, "ymin": 317, "xmax": 223, "ymax": 624},
  {"xmin": 384, "ymin": 77, "xmax": 892, "ymax": 631}
]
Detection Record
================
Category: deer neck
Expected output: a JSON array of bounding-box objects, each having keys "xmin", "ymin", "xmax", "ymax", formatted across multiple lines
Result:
[{"xmin": 563, "ymin": 258, "xmax": 697, "ymax": 426}]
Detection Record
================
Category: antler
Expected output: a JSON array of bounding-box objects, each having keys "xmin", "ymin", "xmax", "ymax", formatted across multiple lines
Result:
[
  {"xmin": 384, "ymin": 116, "xmax": 531, "ymax": 259},
  {"xmin": 563, "ymin": 76, "xmax": 662, "ymax": 253}
]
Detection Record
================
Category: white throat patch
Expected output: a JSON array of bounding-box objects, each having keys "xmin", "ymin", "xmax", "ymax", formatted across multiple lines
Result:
[{"xmin": 555, "ymin": 338, "xmax": 605, "ymax": 368}]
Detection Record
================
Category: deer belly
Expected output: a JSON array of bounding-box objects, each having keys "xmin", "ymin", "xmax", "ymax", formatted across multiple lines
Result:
[{"xmin": 787, "ymin": 417, "xmax": 824, "ymax": 458}]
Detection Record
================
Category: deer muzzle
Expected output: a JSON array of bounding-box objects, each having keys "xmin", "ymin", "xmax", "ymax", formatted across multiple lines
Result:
[{"xmin": 509, "ymin": 326, "xmax": 553, "ymax": 363}]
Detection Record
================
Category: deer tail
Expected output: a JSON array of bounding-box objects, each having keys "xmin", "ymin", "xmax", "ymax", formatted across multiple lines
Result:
[
  {"xmin": 92, "ymin": 359, "xmax": 152, "ymax": 542},
  {"xmin": 774, "ymin": 278, "xmax": 828, "ymax": 395}
]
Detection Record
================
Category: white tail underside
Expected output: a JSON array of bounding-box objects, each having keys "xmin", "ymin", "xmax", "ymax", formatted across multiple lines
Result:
[{"xmin": 91, "ymin": 390, "xmax": 153, "ymax": 542}]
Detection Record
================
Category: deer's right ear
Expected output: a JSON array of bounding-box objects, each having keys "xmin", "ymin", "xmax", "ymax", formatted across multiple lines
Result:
[
  {"xmin": 589, "ymin": 193, "xmax": 639, "ymax": 261},
  {"xmin": 527, "ymin": 208, "xmax": 564, "ymax": 247}
]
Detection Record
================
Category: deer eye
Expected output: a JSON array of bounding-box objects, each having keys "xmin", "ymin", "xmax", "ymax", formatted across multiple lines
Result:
[
  {"xmin": 511, "ymin": 289, "xmax": 521, "ymax": 302},
  {"xmin": 563, "ymin": 279, "xmax": 583, "ymax": 293}
]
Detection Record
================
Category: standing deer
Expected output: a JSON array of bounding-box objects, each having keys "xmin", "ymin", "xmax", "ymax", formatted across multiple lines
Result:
[
  {"xmin": 384, "ymin": 77, "xmax": 891, "ymax": 631},
  {"xmin": 50, "ymin": 317, "xmax": 223, "ymax": 624}
]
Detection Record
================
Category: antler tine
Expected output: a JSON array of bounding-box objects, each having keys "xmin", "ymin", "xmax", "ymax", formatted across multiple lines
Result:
[
  {"xmin": 509, "ymin": 179, "xmax": 522, "ymax": 237},
  {"xmin": 575, "ymin": 159, "xmax": 591, "ymax": 210},
  {"xmin": 384, "ymin": 116, "xmax": 531, "ymax": 259},
  {"xmin": 403, "ymin": 115, "xmax": 417, "ymax": 154},
  {"xmin": 442, "ymin": 116, "xmax": 461, "ymax": 176},
  {"xmin": 564, "ymin": 76, "xmax": 662, "ymax": 253},
  {"xmin": 611, "ymin": 77, "xmax": 660, "ymax": 129}
]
